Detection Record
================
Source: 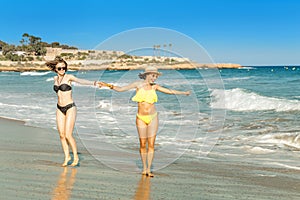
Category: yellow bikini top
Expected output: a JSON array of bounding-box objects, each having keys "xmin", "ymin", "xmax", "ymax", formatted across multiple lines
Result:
[{"xmin": 132, "ymin": 86, "xmax": 158, "ymax": 104}]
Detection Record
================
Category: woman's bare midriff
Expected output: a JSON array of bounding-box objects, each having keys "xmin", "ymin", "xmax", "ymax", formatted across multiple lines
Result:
[
  {"xmin": 57, "ymin": 91, "xmax": 74, "ymax": 106},
  {"xmin": 137, "ymin": 102, "xmax": 156, "ymax": 115}
]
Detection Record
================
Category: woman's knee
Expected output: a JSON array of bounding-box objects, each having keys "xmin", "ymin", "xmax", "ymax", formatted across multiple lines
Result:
[
  {"xmin": 139, "ymin": 139, "xmax": 147, "ymax": 149},
  {"xmin": 140, "ymin": 142, "xmax": 147, "ymax": 149},
  {"xmin": 148, "ymin": 143, "xmax": 155, "ymax": 151},
  {"xmin": 65, "ymin": 134, "xmax": 74, "ymax": 141},
  {"xmin": 147, "ymin": 139, "xmax": 155, "ymax": 151},
  {"xmin": 59, "ymin": 133, "xmax": 66, "ymax": 140}
]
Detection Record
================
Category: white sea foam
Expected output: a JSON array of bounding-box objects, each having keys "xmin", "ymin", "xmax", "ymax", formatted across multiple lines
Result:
[
  {"xmin": 272, "ymin": 163, "xmax": 300, "ymax": 170},
  {"xmin": 258, "ymin": 133, "xmax": 300, "ymax": 149},
  {"xmin": 246, "ymin": 146, "xmax": 275, "ymax": 154},
  {"xmin": 20, "ymin": 71, "xmax": 51, "ymax": 76},
  {"xmin": 223, "ymin": 77, "xmax": 252, "ymax": 82},
  {"xmin": 239, "ymin": 67, "xmax": 256, "ymax": 70},
  {"xmin": 96, "ymin": 100, "xmax": 115, "ymax": 112},
  {"xmin": 0, "ymin": 102, "xmax": 41, "ymax": 109},
  {"xmin": 46, "ymin": 77, "xmax": 54, "ymax": 82},
  {"xmin": 211, "ymin": 88, "xmax": 300, "ymax": 112}
]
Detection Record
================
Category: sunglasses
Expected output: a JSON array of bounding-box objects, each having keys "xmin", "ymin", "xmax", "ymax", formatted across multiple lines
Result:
[{"xmin": 56, "ymin": 67, "xmax": 67, "ymax": 71}]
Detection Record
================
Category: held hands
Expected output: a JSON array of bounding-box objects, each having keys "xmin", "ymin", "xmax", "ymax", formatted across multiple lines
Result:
[
  {"xmin": 97, "ymin": 82, "xmax": 114, "ymax": 89},
  {"xmin": 94, "ymin": 81, "xmax": 104, "ymax": 88},
  {"xmin": 94, "ymin": 81, "xmax": 108, "ymax": 88}
]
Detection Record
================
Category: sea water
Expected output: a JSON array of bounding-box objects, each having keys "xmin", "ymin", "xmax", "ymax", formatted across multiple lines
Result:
[{"xmin": 1, "ymin": 66, "xmax": 300, "ymax": 170}]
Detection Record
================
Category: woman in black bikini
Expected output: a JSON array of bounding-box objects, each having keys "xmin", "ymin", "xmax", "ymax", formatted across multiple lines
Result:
[{"xmin": 46, "ymin": 57, "xmax": 102, "ymax": 167}]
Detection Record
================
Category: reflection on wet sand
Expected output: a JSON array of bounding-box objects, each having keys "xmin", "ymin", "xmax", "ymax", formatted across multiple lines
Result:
[
  {"xmin": 134, "ymin": 175, "xmax": 151, "ymax": 200},
  {"xmin": 52, "ymin": 167, "xmax": 77, "ymax": 200}
]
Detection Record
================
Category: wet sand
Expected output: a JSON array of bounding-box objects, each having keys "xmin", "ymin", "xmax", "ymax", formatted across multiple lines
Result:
[{"xmin": 0, "ymin": 117, "xmax": 300, "ymax": 200}]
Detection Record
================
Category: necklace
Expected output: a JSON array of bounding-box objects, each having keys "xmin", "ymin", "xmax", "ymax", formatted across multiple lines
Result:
[{"xmin": 57, "ymin": 74, "xmax": 65, "ymax": 85}]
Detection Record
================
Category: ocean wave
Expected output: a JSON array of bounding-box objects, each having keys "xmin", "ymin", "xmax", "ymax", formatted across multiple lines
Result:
[
  {"xmin": 20, "ymin": 71, "xmax": 51, "ymax": 76},
  {"xmin": 0, "ymin": 102, "xmax": 41, "ymax": 109},
  {"xmin": 259, "ymin": 133, "xmax": 300, "ymax": 150},
  {"xmin": 96, "ymin": 100, "xmax": 113, "ymax": 111},
  {"xmin": 46, "ymin": 77, "xmax": 54, "ymax": 82},
  {"xmin": 211, "ymin": 88, "xmax": 300, "ymax": 112},
  {"xmin": 246, "ymin": 146, "xmax": 275, "ymax": 154},
  {"xmin": 223, "ymin": 77, "xmax": 252, "ymax": 82},
  {"xmin": 239, "ymin": 67, "xmax": 256, "ymax": 70}
]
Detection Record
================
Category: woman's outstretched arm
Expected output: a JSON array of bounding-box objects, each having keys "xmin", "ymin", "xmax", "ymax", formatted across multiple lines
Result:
[
  {"xmin": 109, "ymin": 81, "xmax": 139, "ymax": 92},
  {"xmin": 156, "ymin": 85, "xmax": 190, "ymax": 96},
  {"xmin": 68, "ymin": 74, "xmax": 101, "ymax": 86}
]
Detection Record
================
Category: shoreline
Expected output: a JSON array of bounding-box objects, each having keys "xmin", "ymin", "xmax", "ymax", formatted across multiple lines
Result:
[
  {"xmin": 0, "ymin": 60, "xmax": 242, "ymax": 72},
  {"xmin": 1, "ymin": 117, "xmax": 300, "ymax": 199}
]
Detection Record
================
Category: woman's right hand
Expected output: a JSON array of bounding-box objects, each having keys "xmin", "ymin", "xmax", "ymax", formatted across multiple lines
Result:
[
  {"xmin": 96, "ymin": 82, "xmax": 105, "ymax": 88},
  {"xmin": 99, "ymin": 82, "xmax": 114, "ymax": 89}
]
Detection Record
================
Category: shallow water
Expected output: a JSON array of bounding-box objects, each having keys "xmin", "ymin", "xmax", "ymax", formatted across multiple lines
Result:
[{"xmin": 1, "ymin": 66, "xmax": 300, "ymax": 170}]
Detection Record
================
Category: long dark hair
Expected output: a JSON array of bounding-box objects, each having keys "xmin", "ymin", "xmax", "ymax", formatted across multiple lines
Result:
[
  {"xmin": 45, "ymin": 56, "xmax": 68, "ymax": 72},
  {"xmin": 138, "ymin": 73, "xmax": 147, "ymax": 79}
]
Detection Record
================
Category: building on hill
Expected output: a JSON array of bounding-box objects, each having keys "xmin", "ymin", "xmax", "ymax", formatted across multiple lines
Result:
[{"xmin": 44, "ymin": 47, "xmax": 124, "ymax": 60}]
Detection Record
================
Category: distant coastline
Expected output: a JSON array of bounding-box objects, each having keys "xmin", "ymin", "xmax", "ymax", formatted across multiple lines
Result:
[
  {"xmin": 0, "ymin": 35, "xmax": 242, "ymax": 71},
  {"xmin": 0, "ymin": 60, "xmax": 242, "ymax": 72}
]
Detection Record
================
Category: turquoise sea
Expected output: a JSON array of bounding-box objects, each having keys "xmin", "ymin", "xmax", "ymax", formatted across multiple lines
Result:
[{"xmin": 1, "ymin": 66, "xmax": 300, "ymax": 171}]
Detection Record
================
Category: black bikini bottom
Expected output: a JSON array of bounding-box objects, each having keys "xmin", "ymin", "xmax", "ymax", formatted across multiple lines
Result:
[{"xmin": 57, "ymin": 102, "xmax": 76, "ymax": 115}]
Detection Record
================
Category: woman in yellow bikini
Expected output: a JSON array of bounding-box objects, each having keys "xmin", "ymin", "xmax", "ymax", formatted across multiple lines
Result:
[{"xmin": 103, "ymin": 66, "xmax": 190, "ymax": 177}]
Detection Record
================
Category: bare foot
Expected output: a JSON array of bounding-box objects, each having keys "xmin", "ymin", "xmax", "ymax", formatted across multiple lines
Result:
[
  {"xmin": 70, "ymin": 157, "xmax": 79, "ymax": 167},
  {"xmin": 146, "ymin": 169, "xmax": 154, "ymax": 177},
  {"xmin": 61, "ymin": 156, "xmax": 71, "ymax": 167},
  {"xmin": 146, "ymin": 172, "xmax": 154, "ymax": 177},
  {"xmin": 142, "ymin": 170, "xmax": 147, "ymax": 175}
]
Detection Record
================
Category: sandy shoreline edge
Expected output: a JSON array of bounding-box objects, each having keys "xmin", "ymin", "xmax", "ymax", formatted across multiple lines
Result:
[
  {"xmin": 0, "ymin": 60, "xmax": 242, "ymax": 72},
  {"xmin": 1, "ymin": 117, "xmax": 300, "ymax": 199}
]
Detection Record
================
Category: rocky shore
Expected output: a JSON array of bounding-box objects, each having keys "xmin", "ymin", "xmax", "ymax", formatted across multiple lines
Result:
[{"xmin": 0, "ymin": 60, "xmax": 242, "ymax": 72}]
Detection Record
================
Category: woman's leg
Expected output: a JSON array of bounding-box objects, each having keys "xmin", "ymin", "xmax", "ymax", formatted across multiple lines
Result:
[
  {"xmin": 56, "ymin": 110, "xmax": 70, "ymax": 167},
  {"xmin": 136, "ymin": 117, "xmax": 148, "ymax": 174},
  {"xmin": 146, "ymin": 115, "xmax": 158, "ymax": 177},
  {"xmin": 64, "ymin": 106, "xmax": 78, "ymax": 166}
]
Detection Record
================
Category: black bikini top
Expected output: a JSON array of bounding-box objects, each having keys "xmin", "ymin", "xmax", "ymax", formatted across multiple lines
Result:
[{"xmin": 53, "ymin": 84, "xmax": 72, "ymax": 93}]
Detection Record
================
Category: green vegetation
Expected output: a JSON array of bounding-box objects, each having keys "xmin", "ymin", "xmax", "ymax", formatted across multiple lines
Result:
[
  {"xmin": 60, "ymin": 53, "xmax": 75, "ymax": 59},
  {"xmin": 0, "ymin": 34, "xmax": 184, "ymax": 67},
  {"xmin": 0, "ymin": 33, "xmax": 78, "ymax": 61},
  {"xmin": 119, "ymin": 54, "xmax": 133, "ymax": 59},
  {"xmin": 19, "ymin": 33, "xmax": 46, "ymax": 56}
]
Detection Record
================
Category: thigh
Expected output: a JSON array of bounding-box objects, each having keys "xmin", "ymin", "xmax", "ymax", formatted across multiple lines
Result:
[
  {"xmin": 139, "ymin": 137, "xmax": 147, "ymax": 148},
  {"xmin": 147, "ymin": 115, "xmax": 158, "ymax": 138},
  {"xmin": 136, "ymin": 117, "xmax": 148, "ymax": 139},
  {"xmin": 56, "ymin": 109, "xmax": 66, "ymax": 136},
  {"xmin": 65, "ymin": 106, "xmax": 77, "ymax": 136},
  {"xmin": 147, "ymin": 135, "xmax": 156, "ymax": 149}
]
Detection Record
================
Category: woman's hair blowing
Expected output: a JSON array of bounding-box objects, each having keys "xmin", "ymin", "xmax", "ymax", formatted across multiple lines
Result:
[{"xmin": 45, "ymin": 56, "xmax": 68, "ymax": 72}]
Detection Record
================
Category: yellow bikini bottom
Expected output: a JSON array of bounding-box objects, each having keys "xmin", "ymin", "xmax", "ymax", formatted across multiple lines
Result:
[{"xmin": 136, "ymin": 112, "xmax": 157, "ymax": 125}]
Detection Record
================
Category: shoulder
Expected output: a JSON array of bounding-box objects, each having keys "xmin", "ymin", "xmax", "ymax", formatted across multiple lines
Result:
[
  {"xmin": 134, "ymin": 80, "xmax": 144, "ymax": 88},
  {"xmin": 152, "ymin": 84, "xmax": 160, "ymax": 90},
  {"xmin": 53, "ymin": 76, "xmax": 58, "ymax": 81},
  {"xmin": 66, "ymin": 74, "xmax": 76, "ymax": 81}
]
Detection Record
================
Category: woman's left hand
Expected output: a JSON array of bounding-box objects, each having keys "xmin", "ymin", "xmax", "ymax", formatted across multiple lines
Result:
[{"xmin": 96, "ymin": 82, "xmax": 106, "ymax": 88}]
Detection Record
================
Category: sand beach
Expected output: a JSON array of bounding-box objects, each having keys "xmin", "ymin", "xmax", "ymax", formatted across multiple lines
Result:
[{"xmin": 1, "ymin": 117, "xmax": 300, "ymax": 200}]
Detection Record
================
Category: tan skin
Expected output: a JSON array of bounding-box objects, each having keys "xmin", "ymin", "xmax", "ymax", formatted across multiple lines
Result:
[
  {"xmin": 107, "ymin": 73, "xmax": 190, "ymax": 177},
  {"xmin": 54, "ymin": 62, "xmax": 102, "ymax": 167}
]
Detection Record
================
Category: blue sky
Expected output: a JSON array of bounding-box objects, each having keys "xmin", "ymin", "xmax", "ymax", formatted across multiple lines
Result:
[{"xmin": 1, "ymin": 0, "xmax": 299, "ymax": 65}]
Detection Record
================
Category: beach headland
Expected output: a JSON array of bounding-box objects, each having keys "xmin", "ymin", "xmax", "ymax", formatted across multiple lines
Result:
[
  {"xmin": 1, "ymin": 116, "xmax": 300, "ymax": 200},
  {"xmin": 0, "ymin": 60, "xmax": 242, "ymax": 72}
]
